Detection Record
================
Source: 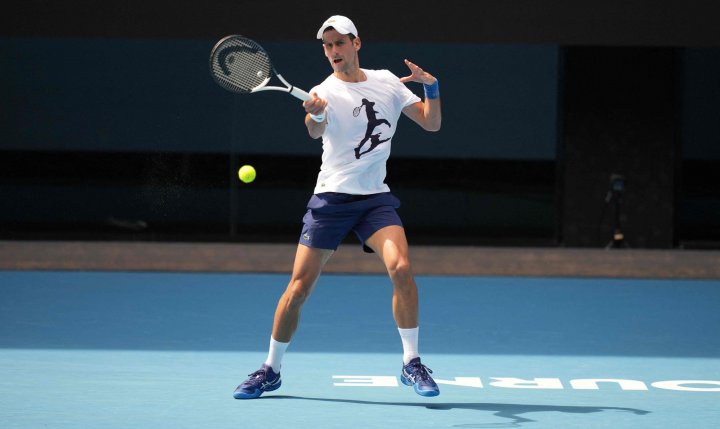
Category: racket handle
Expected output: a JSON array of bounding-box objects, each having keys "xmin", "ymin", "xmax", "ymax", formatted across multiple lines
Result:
[
  {"xmin": 288, "ymin": 86, "xmax": 325, "ymax": 122},
  {"xmin": 276, "ymin": 73, "xmax": 311, "ymax": 101},
  {"xmin": 288, "ymin": 86, "xmax": 311, "ymax": 101}
]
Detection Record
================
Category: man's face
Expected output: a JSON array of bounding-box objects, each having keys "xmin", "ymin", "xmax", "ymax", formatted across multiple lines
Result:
[{"xmin": 321, "ymin": 30, "xmax": 359, "ymax": 74}]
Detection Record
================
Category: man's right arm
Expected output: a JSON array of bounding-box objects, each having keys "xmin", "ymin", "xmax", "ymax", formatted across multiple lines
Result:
[
  {"xmin": 304, "ymin": 114, "xmax": 327, "ymax": 139},
  {"xmin": 303, "ymin": 92, "xmax": 328, "ymax": 139}
]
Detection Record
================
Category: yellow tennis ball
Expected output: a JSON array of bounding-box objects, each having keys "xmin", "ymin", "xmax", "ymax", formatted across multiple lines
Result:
[{"xmin": 238, "ymin": 165, "xmax": 256, "ymax": 183}]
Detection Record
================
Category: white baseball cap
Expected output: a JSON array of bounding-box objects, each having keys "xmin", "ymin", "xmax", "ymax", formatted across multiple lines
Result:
[{"xmin": 316, "ymin": 15, "xmax": 358, "ymax": 39}]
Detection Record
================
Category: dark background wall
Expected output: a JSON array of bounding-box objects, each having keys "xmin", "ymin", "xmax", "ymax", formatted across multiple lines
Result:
[
  {"xmin": 3, "ymin": 1, "xmax": 719, "ymax": 45},
  {"xmin": 2, "ymin": 1, "xmax": 720, "ymax": 248},
  {"xmin": 560, "ymin": 48, "xmax": 679, "ymax": 248}
]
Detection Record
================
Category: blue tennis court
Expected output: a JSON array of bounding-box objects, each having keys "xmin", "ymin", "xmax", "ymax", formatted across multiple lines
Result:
[{"xmin": 1, "ymin": 269, "xmax": 719, "ymax": 428}]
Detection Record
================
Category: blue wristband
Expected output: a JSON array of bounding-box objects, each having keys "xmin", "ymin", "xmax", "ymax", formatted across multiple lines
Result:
[{"xmin": 423, "ymin": 80, "xmax": 440, "ymax": 100}]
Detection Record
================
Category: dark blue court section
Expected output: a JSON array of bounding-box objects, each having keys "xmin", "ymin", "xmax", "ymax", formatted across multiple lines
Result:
[{"xmin": 1, "ymin": 271, "xmax": 719, "ymax": 357}]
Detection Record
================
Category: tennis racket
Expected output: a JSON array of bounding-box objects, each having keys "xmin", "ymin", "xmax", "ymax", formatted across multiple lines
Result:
[{"xmin": 209, "ymin": 35, "xmax": 312, "ymax": 102}]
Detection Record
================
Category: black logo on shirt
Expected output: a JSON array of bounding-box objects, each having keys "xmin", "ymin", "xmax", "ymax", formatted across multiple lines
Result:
[{"xmin": 353, "ymin": 98, "xmax": 391, "ymax": 159}]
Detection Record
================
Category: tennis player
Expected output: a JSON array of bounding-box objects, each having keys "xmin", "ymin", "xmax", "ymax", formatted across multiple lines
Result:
[{"xmin": 234, "ymin": 15, "xmax": 442, "ymax": 399}]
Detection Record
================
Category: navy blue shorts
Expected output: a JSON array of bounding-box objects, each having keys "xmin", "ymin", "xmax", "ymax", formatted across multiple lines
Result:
[{"xmin": 299, "ymin": 192, "xmax": 402, "ymax": 253}]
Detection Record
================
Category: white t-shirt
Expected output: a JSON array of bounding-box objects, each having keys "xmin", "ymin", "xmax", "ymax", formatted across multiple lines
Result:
[{"xmin": 310, "ymin": 69, "xmax": 421, "ymax": 195}]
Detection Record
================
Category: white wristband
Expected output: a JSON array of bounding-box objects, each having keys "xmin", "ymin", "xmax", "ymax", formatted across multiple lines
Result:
[{"xmin": 310, "ymin": 111, "xmax": 326, "ymax": 123}]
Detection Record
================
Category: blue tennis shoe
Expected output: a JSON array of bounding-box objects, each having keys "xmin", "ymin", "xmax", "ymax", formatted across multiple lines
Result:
[
  {"xmin": 233, "ymin": 364, "xmax": 281, "ymax": 399},
  {"xmin": 400, "ymin": 357, "xmax": 440, "ymax": 397}
]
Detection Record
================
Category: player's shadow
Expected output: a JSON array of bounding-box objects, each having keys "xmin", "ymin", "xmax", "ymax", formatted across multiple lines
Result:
[{"xmin": 263, "ymin": 396, "xmax": 649, "ymax": 426}]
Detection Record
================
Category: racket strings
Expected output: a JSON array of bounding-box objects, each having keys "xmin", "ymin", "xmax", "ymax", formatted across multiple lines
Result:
[{"xmin": 211, "ymin": 38, "xmax": 272, "ymax": 93}]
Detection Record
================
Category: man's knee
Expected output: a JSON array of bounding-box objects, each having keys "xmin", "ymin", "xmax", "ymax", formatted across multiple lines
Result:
[
  {"xmin": 284, "ymin": 278, "xmax": 314, "ymax": 309},
  {"xmin": 388, "ymin": 259, "xmax": 414, "ymax": 286}
]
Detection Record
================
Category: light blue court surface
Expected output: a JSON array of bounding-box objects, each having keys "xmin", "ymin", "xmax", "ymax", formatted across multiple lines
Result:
[{"xmin": 1, "ymin": 271, "xmax": 719, "ymax": 428}]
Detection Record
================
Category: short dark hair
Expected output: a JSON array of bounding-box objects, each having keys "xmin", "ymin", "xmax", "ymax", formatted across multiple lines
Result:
[{"xmin": 323, "ymin": 27, "xmax": 356, "ymax": 41}]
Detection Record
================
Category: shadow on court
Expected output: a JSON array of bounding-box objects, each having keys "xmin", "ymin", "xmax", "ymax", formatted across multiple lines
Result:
[{"xmin": 262, "ymin": 396, "xmax": 649, "ymax": 426}]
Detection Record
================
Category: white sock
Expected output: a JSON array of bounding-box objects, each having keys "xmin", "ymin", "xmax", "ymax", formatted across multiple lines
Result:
[
  {"xmin": 398, "ymin": 327, "xmax": 420, "ymax": 365},
  {"xmin": 264, "ymin": 337, "xmax": 289, "ymax": 373}
]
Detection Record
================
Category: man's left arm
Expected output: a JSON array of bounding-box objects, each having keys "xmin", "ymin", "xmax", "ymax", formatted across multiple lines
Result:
[{"xmin": 400, "ymin": 59, "xmax": 441, "ymax": 132}]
